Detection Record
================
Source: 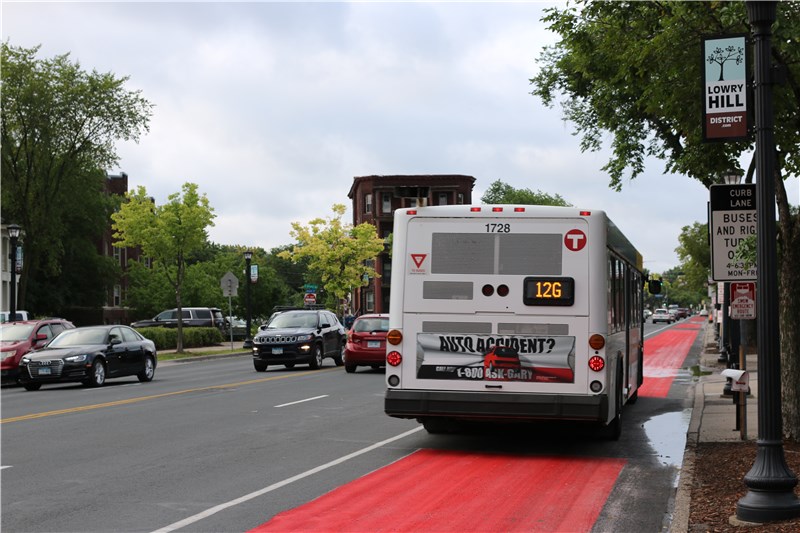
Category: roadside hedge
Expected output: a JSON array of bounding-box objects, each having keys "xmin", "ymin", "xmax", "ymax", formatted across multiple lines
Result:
[{"xmin": 134, "ymin": 327, "xmax": 224, "ymax": 350}]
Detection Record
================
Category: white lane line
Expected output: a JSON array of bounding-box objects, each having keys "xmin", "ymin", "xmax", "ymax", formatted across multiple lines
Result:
[
  {"xmin": 274, "ymin": 394, "xmax": 328, "ymax": 408},
  {"xmin": 150, "ymin": 426, "xmax": 424, "ymax": 533}
]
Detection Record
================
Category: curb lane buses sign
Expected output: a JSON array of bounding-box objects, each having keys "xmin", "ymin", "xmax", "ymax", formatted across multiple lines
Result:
[{"xmin": 710, "ymin": 183, "xmax": 756, "ymax": 281}]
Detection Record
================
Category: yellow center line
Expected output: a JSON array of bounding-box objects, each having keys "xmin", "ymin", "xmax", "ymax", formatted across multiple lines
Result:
[{"xmin": 1, "ymin": 368, "xmax": 336, "ymax": 424}]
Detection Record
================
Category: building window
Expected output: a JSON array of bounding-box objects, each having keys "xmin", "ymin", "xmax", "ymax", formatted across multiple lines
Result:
[
  {"xmin": 113, "ymin": 285, "xmax": 121, "ymax": 307},
  {"xmin": 457, "ymin": 193, "xmax": 464, "ymax": 204},
  {"xmin": 365, "ymin": 193, "xmax": 373, "ymax": 214},
  {"xmin": 382, "ymin": 193, "xmax": 392, "ymax": 214},
  {"xmin": 383, "ymin": 262, "xmax": 391, "ymax": 284},
  {"xmin": 405, "ymin": 198, "xmax": 417, "ymax": 208},
  {"xmin": 113, "ymin": 246, "xmax": 122, "ymax": 265},
  {"xmin": 366, "ymin": 291, "xmax": 374, "ymax": 313},
  {"xmin": 438, "ymin": 192, "xmax": 448, "ymax": 205}
]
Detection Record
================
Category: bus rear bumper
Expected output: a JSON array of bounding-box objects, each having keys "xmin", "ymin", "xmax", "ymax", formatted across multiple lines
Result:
[{"xmin": 385, "ymin": 389, "xmax": 608, "ymax": 422}]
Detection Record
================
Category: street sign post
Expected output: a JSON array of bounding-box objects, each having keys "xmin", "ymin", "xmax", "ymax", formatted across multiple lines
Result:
[
  {"xmin": 709, "ymin": 183, "xmax": 757, "ymax": 281},
  {"xmin": 220, "ymin": 271, "xmax": 239, "ymax": 297}
]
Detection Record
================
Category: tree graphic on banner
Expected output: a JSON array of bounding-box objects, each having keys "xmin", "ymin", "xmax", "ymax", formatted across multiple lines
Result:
[{"xmin": 707, "ymin": 45, "xmax": 744, "ymax": 81}]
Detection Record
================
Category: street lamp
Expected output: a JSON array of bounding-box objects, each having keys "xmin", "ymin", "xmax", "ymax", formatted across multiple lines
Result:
[
  {"xmin": 7, "ymin": 224, "xmax": 21, "ymax": 322},
  {"xmin": 243, "ymin": 250, "xmax": 253, "ymax": 349}
]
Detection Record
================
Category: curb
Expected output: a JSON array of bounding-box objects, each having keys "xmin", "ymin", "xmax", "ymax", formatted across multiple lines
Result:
[{"xmin": 159, "ymin": 351, "xmax": 250, "ymax": 366}]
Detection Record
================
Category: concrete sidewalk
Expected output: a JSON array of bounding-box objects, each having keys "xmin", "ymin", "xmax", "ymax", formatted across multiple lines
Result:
[{"xmin": 670, "ymin": 320, "xmax": 758, "ymax": 532}]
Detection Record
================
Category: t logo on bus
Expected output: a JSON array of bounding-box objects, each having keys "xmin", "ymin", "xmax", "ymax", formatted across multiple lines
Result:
[{"xmin": 564, "ymin": 229, "xmax": 587, "ymax": 251}]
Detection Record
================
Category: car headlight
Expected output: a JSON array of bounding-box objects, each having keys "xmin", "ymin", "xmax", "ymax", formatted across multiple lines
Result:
[
  {"xmin": 1, "ymin": 350, "xmax": 17, "ymax": 361},
  {"xmin": 20, "ymin": 356, "xmax": 30, "ymax": 364},
  {"xmin": 296, "ymin": 334, "xmax": 313, "ymax": 342},
  {"xmin": 65, "ymin": 354, "xmax": 88, "ymax": 363}
]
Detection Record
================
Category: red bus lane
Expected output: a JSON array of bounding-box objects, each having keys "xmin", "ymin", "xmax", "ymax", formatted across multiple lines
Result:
[
  {"xmin": 638, "ymin": 316, "xmax": 705, "ymax": 398},
  {"xmin": 251, "ymin": 450, "xmax": 625, "ymax": 533},
  {"xmin": 249, "ymin": 318, "xmax": 704, "ymax": 532}
]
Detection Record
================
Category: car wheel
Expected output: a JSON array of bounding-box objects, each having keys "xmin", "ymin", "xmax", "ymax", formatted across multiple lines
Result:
[
  {"xmin": 254, "ymin": 361, "xmax": 268, "ymax": 372},
  {"xmin": 84, "ymin": 359, "xmax": 106, "ymax": 387},
  {"xmin": 137, "ymin": 355, "xmax": 155, "ymax": 382},
  {"xmin": 345, "ymin": 364, "xmax": 357, "ymax": 373},
  {"xmin": 284, "ymin": 363, "xmax": 295, "ymax": 369},
  {"xmin": 23, "ymin": 383, "xmax": 41, "ymax": 391},
  {"xmin": 309, "ymin": 345, "xmax": 323, "ymax": 369},
  {"xmin": 332, "ymin": 342, "xmax": 344, "ymax": 366}
]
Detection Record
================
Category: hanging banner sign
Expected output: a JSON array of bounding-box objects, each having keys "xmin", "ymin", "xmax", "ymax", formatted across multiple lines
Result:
[{"xmin": 702, "ymin": 34, "xmax": 749, "ymax": 141}]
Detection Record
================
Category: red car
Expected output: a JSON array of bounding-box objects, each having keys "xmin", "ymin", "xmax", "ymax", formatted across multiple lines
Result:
[
  {"xmin": 1, "ymin": 318, "xmax": 75, "ymax": 384},
  {"xmin": 343, "ymin": 314, "xmax": 389, "ymax": 373}
]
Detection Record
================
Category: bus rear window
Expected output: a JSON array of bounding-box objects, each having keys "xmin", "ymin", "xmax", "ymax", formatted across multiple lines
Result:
[{"xmin": 431, "ymin": 233, "xmax": 562, "ymax": 275}]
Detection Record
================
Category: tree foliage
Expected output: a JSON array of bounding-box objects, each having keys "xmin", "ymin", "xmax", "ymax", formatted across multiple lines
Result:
[
  {"xmin": 480, "ymin": 179, "xmax": 571, "ymax": 206},
  {"xmin": 111, "ymin": 182, "xmax": 215, "ymax": 352},
  {"xmin": 675, "ymin": 222, "xmax": 712, "ymax": 302},
  {"xmin": 532, "ymin": 0, "xmax": 800, "ymax": 439},
  {"xmin": 278, "ymin": 204, "xmax": 386, "ymax": 314},
  {"xmin": 1, "ymin": 43, "xmax": 152, "ymax": 314}
]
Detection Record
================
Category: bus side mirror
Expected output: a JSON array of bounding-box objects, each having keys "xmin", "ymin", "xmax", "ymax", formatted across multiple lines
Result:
[{"xmin": 648, "ymin": 279, "xmax": 662, "ymax": 294}]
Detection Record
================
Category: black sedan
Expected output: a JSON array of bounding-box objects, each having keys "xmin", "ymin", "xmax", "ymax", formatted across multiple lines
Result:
[{"xmin": 18, "ymin": 325, "xmax": 157, "ymax": 391}]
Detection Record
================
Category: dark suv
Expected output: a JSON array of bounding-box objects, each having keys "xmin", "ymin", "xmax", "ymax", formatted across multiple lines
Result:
[
  {"xmin": 1, "ymin": 318, "xmax": 75, "ymax": 384},
  {"xmin": 252, "ymin": 309, "xmax": 346, "ymax": 371},
  {"xmin": 131, "ymin": 307, "xmax": 225, "ymax": 332}
]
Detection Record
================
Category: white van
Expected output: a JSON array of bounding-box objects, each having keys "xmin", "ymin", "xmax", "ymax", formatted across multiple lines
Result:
[{"xmin": 0, "ymin": 310, "xmax": 31, "ymax": 322}]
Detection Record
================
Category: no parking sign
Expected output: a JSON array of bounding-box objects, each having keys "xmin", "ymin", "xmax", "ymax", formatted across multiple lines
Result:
[{"xmin": 730, "ymin": 282, "xmax": 756, "ymax": 319}]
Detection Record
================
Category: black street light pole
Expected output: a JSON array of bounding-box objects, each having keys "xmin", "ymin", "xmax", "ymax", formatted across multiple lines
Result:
[
  {"xmin": 737, "ymin": 1, "xmax": 800, "ymax": 523},
  {"xmin": 243, "ymin": 250, "xmax": 253, "ymax": 349},
  {"xmin": 7, "ymin": 224, "xmax": 21, "ymax": 322}
]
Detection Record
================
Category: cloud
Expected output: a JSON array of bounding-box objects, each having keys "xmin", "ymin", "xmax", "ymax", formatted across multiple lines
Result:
[{"xmin": 3, "ymin": 1, "xmax": 796, "ymax": 275}]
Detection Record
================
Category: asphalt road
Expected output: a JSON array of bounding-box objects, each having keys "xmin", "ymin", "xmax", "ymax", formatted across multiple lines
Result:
[{"xmin": 1, "ymin": 320, "xmax": 701, "ymax": 532}]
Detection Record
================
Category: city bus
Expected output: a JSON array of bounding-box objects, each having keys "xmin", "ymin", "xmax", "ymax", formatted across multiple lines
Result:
[{"xmin": 384, "ymin": 204, "xmax": 647, "ymax": 439}]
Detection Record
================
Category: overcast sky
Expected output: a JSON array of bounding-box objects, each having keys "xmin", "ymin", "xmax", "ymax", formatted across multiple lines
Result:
[{"xmin": 5, "ymin": 1, "xmax": 797, "ymax": 274}]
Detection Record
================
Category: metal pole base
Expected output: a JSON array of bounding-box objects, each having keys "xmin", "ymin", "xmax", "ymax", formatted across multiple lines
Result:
[
  {"xmin": 736, "ymin": 441, "xmax": 800, "ymax": 523},
  {"xmin": 737, "ymin": 491, "xmax": 800, "ymax": 523}
]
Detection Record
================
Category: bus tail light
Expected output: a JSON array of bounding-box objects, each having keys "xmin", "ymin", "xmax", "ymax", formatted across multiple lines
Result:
[
  {"xmin": 387, "ymin": 329, "xmax": 403, "ymax": 345},
  {"xmin": 387, "ymin": 351, "xmax": 402, "ymax": 366},
  {"xmin": 588, "ymin": 356, "xmax": 605, "ymax": 372},
  {"xmin": 589, "ymin": 334, "xmax": 605, "ymax": 350}
]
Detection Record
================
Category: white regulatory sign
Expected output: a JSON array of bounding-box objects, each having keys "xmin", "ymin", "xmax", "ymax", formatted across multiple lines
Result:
[{"xmin": 709, "ymin": 184, "xmax": 756, "ymax": 281}]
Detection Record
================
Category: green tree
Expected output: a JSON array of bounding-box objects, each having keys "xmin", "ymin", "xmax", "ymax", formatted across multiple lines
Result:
[
  {"xmin": 675, "ymin": 222, "xmax": 712, "ymax": 304},
  {"xmin": 1, "ymin": 43, "xmax": 152, "ymax": 315},
  {"xmin": 480, "ymin": 179, "xmax": 571, "ymax": 206},
  {"xmin": 531, "ymin": 1, "xmax": 800, "ymax": 438},
  {"xmin": 111, "ymin": 183, "xmax": 215, "ymax": 352},
  {"xmin": 278, "ymin": 204, "xmax": 386, "ymax": 315}
]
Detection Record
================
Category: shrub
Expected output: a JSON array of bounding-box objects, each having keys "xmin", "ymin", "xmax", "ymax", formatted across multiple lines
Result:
[{"xmin": 134, "ymin": 327, "xmax": 224, "ymax": 350}]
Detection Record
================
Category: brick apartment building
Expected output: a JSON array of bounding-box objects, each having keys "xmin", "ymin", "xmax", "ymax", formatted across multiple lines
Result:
[
  {"xmin": 347, "ymin": 174, "xmax": 475, "ymax": 314},
  {"xmin": 99, "ymin": 172, "xmax": 144, "ymax": 325}
]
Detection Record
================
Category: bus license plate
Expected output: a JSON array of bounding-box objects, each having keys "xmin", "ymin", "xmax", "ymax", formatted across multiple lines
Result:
[
  {"xmin": 272, "ymin": 347, "xmax": 283, "ymax": 355},
  {"xmin": 39, "ymin": 367, "xmax": 51, "ymax": 375},
  {"xmin": 368, "ymin": 341, "xmax": 381, "ymax": 348}
]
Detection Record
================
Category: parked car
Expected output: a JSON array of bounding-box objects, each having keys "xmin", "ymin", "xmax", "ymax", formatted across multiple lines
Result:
[
  {"xmin": 643, "ymin": 309, "xmax": 653, "ymax": 320},
  {"xmin": 131, "ymin": 307, "xmax": 225, "ymax": 332},
  {"xmin": 252, "ymin": 308, "xmax": 346, "ymax": 371},
  {"xmin": 1, "ymin": 318, "xmax": 75, "ymax": 384},
  {"xmin": 652, "ymin": 308, "xmax": 674, "ymax": 324},
  {"xmin": 18, "ymin": 325, "xmax": 157, "ymax": 391},
  {"xmin": 225, "ymin": 317, "xmax": 249, "ymax": 341},
  {"xmin": 343, "ymin": 314, "xmax": 389, "ymax": 373}
]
